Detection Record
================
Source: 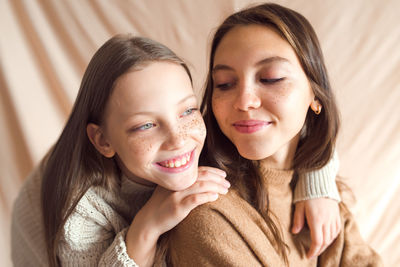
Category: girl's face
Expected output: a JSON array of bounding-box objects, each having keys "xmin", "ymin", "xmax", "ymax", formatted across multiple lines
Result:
[
  {"xmin": 211, "ymin": 25, "xmax": 314, "ymax": 169},
  {"xmin": 100, "ymin": 61, "xmax": 206, "ymax": 190}
]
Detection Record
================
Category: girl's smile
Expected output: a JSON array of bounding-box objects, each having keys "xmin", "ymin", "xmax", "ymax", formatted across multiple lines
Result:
[
  {"xmin": 95, "ymin": 61, "xmax": 206, "ymax": 190},
  {"xmin": 155, "ymin": 149, "xmax": 195, "ymax": 173}
]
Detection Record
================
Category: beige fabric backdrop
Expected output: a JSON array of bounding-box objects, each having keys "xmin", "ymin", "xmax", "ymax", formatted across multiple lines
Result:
[{"xmin": 1, "ymin": 0, "xmax": 399, "ymax": 266}]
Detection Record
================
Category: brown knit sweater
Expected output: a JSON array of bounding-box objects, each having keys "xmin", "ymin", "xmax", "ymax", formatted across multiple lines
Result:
[{"xmin": 168, "ymin": 168, "xmax": 382, "ymax": 267}]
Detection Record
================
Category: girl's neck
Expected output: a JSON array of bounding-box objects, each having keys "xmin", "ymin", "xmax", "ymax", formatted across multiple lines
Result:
[{"xmin": 116, "ymin": 156, "xmax": 156, "ymax": 187}]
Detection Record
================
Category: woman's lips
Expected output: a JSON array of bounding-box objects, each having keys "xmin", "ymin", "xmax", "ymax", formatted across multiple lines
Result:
[
  {"xmin": 155, "ymin": 149, "xmax": 195, "ymax": 173},
  {"xmin": 233, "ymin": 120, "xmax": 271, "ymax": 134}
]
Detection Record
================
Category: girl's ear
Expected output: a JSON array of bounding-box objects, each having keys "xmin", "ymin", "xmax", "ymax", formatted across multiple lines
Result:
[{"xmin": 86, "ymin": 123, "xmax": 116, "ymax": 158}]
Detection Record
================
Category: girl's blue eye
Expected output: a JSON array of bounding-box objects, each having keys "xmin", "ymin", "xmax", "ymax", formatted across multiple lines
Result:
[
  {"xmin": 138, "ymin": 123, "xmax": 155, "ymax": 131},
  {"xmin": 181, "ymin": 108, "xmax": 197, "ymax": 117}
]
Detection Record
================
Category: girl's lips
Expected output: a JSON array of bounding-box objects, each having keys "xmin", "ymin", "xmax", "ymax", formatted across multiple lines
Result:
[
  {"xmin": 154, "ymin": 149, "xmax": 195, "ymax": 173},
  {"xmin": 233, "ymin": 120, "xmax": 271, "ymax": 134}
]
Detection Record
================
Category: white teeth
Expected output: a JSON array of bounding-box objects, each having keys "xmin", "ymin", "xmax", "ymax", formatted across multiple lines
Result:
[{"xmin": 159, "ymin": 152, "xmax": 191, "ymax": 168}]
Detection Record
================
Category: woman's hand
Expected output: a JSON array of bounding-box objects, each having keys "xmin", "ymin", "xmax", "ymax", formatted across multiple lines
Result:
[
  {"xmin": 292, "ymin": 198, "xmax": 341, "ymax": 259},
  {"xmin": 126, "ymin": 166, "xmax": 229, "ymax": 267}
]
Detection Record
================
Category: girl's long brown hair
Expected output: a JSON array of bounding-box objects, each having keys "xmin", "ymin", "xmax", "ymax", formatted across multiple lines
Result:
[
  {"xmin": 200, "ymin": 3, "xmax": 340, "ymax": 265},
  {"xmin": 41, "ymin": 35, "xmax": 192, "ymax": 266}
]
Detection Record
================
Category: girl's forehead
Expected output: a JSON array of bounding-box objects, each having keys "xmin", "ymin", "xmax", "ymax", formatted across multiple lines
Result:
[{"xmin": 107, "ymin": 61, "xmax": 195, "ymax": 117}]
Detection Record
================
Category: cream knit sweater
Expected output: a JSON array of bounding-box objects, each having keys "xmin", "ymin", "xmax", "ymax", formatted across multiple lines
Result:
[{"xmin": 11, "ymin": 154, "xmax": 339, "ymax": 266}]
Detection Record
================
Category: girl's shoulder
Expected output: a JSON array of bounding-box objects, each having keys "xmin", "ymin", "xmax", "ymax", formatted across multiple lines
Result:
[{"xmin": 61, "ymin": 186, "xmax": 129, "ymax": 247}]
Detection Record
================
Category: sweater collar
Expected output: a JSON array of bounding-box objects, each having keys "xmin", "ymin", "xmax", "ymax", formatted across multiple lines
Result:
[
  {"xmin": 120, "ymin": 174, "xmax": 155, "ymax": 196},
  {"xmin": 259, "ymin": 165, "xmax": 294, "ymax": 186}
]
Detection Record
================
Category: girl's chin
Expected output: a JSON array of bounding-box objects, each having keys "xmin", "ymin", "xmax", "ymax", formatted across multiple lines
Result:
[{"xmin": 165, "ymin": 176, "xmax": 197, "ymax": 191}]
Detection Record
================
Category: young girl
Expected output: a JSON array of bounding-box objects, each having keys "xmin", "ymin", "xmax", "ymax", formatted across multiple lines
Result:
[
  {"xmin": 12, "ymin": 35, "xmax": 341, "ymax": 266},
  {"xmin": 167, "ymin": 3, "xmax": 383, "ymax": 267}
]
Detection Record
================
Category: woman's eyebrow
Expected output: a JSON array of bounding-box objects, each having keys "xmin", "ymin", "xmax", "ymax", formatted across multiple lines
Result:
[
  {"xmin": 212, "ymin": 64, "xmax": 234, "ymax": 73},
  {"xmin": 255, "ymin": 56, "xmax": 290, "ymax": 66},
  {"xmin": 213, "ymin": 56, "xmax": 290, "ymax": 73}
]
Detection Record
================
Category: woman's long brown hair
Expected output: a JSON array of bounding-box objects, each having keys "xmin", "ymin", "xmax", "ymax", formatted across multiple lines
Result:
[
  {"xmin": 41, "ymin": 35, "xmax": 192, "ymax": 266},
  {"xmin": 200, "ymin": 3, "xmax": 340, "ymax": 265}
]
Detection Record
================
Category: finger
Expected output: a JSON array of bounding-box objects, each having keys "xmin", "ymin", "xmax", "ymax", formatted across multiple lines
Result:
[
  {"xmin": 307, "ymin": 224, "xmax": 323, "ymax": 259},
  {"xmin": 197, "ymin": 168, "xmax": 230, "ymax": 188},
  {"xmin": 198, "ymin": 166, "xmax": 227, "ymax": 177},
  {"xmin": 335, "ymin": 216, "xmax": 342, "ymax": 237},
  {"xmin": 315, "ymin": 224, "xmax": 331, "ymax": 257},
  {"xmin": 181, "ymin": 192, "xmax": 220, "ymax": 211},
  {"xmin": 292, "ymin": 202, "xmax": 305, "ymax": 234},
  {"xmin": 179, "ymin": 180, "xmax": 229, "ymax": 199}
]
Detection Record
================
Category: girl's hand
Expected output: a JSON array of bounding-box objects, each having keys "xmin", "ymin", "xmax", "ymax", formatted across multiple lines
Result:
[
  {"xmin": 126, "ymin": 166, "xmax": 229, "ymax": 267},
  {"xmin": 292, "ymin": 198, "xmax": 341, "ymax": 259}
]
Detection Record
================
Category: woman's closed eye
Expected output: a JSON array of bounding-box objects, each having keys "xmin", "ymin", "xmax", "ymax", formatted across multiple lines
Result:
[
  {"xmin": 260, "ymin": 77, "xmax": 285, "ymax": 84},
  {"xmin": 215, "ymin": 82, "xmax": 236, "ymax": 90}
]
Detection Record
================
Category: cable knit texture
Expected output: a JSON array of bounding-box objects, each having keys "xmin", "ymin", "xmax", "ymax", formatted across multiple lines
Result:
[
  {"xmin": 12, "ymin": 155, "xmax": 339, "ymax": 266},
  {"xmin": 168, "ymin": 167, "xmax": 382, "ymax": 267},
  {"xmin": 294, "ymin": 150, "xmax": 341, "ymax": 202},
  {"xmin": 11, "ymin": 165, "xmax": 153, "ymax": 266}
]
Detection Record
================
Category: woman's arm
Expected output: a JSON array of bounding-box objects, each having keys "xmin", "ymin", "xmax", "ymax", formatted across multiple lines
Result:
[{"xmin": 292, "ymin": 150, "xmax": 342, "ymax": 258}]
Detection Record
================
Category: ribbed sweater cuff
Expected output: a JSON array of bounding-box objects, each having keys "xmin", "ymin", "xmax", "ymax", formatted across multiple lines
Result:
[
  {"xmin": 100, "ymin": 227, "xmax": 139, "ymax": 266},
  {"xmin": 293, "ymin": 151, "xmax": 341, "ymax": 203}
]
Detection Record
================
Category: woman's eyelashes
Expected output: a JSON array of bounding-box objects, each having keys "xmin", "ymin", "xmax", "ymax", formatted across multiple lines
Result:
[
  {"xmin": 214, "ymin": 77, "xmax": 284, "ymax": 90},
  {"xmin": 215, "ymin": 81, "xmax": 235, "ymax": 90},
  {"xmin": 260, "ymin": 77, "xmax": 285, "ymax": 84}
]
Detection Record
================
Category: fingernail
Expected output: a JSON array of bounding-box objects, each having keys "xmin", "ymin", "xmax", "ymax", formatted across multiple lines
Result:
[{"xmin": 223, "ymin": 180, "xmax": 231, "ymax": 188}]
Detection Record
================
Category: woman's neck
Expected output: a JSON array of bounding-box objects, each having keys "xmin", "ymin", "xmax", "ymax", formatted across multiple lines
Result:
[{"xmin": 260, "ymin": 134, "xmax": 299, "ymax": 170}]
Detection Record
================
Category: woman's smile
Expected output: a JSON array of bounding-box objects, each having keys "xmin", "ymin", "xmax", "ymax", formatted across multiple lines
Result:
[{"xmin": 232, "ymin": 120, "xmax": 272, "ymax": 134}]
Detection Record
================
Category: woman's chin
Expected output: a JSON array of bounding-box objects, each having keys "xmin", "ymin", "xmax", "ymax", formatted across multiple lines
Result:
[{"xmin": 237, "ymin": 148, "xmax": 271, "ymax": 161}]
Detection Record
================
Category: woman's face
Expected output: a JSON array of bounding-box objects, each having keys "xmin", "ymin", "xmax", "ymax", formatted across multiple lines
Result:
[
  {"xmin": 211, "ymin": 25, "xmax": 314, "ymax": 168},
  {"xmin": 100, "ymin": 61, "xmax": 206, "ymax": 190}
]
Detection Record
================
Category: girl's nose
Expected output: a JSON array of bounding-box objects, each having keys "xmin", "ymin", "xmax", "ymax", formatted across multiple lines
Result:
[
  {"xmin": 233, "ymin": 83, "xmax": 261, "ymax": 111},
  {"xmin": 161, "ymin": 127, "xmax": 185, "ymax": 150}
]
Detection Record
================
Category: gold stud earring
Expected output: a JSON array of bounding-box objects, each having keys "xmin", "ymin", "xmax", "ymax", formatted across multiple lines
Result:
[
  {"xmin": 311, "ymin": 100, "xmax": 322, "ymax": 115},
  {"xmin": 314, "ymin": 104, "xmax": 322, "ymax": 115}
]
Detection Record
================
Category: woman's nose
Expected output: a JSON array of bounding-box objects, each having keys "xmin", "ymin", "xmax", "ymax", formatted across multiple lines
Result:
[{"xmin": 233, "ymin": 83, "xmax": 261, "ymax": 111}]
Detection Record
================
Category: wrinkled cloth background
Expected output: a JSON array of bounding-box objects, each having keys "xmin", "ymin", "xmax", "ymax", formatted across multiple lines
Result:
[{"xmin": 1, "ymin": 0, "xmax": 399, "ymax": 266}]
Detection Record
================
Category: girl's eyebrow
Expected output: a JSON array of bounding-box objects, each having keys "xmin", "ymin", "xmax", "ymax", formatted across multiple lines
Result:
[
  {"xmin": 129, "ymin": 94, "xmax": 197, "ymax": 117},
  {"xmin": 212, "ymin": 56, "xmax": 290, "ymax": 73},
  {"xmin": 178, "ymin": 94, "xmax": 197, "ymax": 104}
]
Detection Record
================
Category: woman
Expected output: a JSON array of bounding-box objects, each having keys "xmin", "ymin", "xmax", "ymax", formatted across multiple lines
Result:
[{"xmin": 167, "ymin": 3, "xmax": 382, "ymax": 266}]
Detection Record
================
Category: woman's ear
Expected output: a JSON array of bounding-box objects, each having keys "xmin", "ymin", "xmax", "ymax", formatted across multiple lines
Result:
[{"xmin": 86, "ymin": 123, "xmax": 115, "ymax": 158}]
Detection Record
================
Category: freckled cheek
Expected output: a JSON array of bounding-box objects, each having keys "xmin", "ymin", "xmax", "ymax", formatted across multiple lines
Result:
[
  {"xmin": 178, "ymin": 115, "xmax": 207, "ymax": 143},
  {"xmin": 126, "ymin": 136, "xmax": 156, "ymax": 156},
  {"xmin": 212, "ymin": 96, "xmax": 230, "ymax": 123}
]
